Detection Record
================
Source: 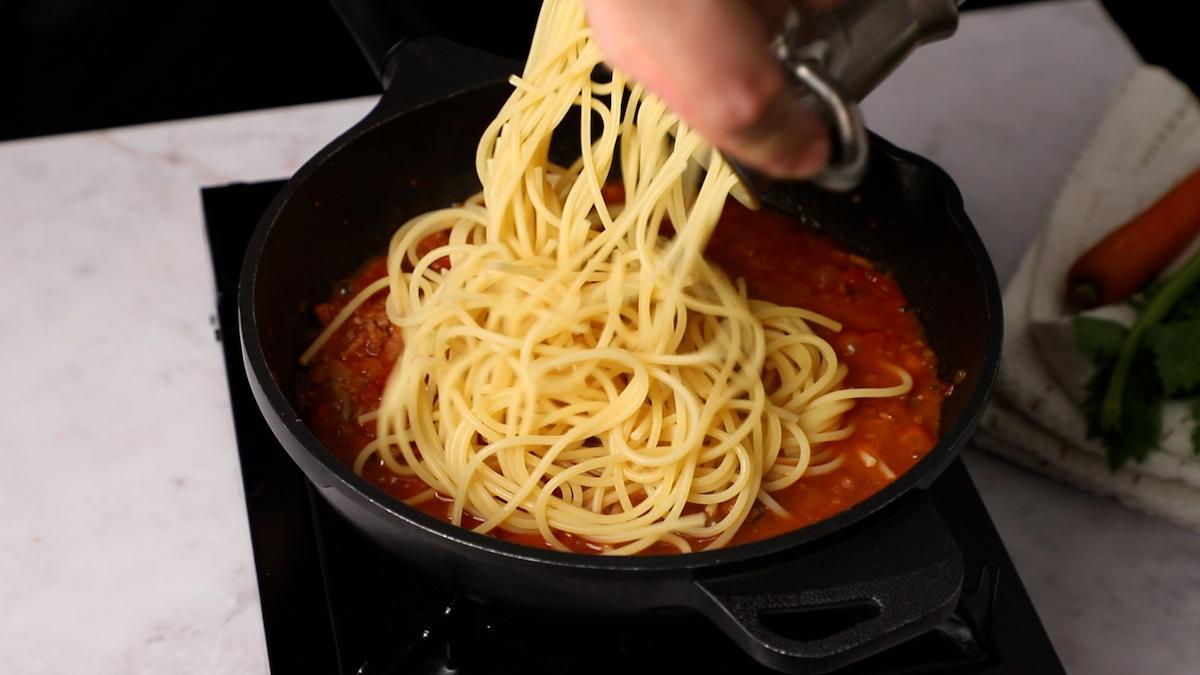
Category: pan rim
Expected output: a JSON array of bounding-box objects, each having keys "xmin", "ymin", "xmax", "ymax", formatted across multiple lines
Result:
[{"xmin": 238, "ymin": 92, "xmax": 1002, "ymax": 574}]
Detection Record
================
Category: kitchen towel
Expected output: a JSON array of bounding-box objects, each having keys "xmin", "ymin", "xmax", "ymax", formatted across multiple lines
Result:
[{"xmin": 976, "ymin": 65, "xmax": 1200, "ymax": 528}]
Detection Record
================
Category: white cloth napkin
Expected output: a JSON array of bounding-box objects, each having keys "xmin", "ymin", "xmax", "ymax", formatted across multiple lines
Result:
[{"xmin": 977, "ymin": 65, "xmax": 1200, "ymax": 528}]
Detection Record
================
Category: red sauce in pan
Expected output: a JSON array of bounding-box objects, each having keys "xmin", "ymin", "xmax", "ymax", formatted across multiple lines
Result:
[{"xmin": 299, "ymin": 198, "xmax": 946, "ymax": 554}]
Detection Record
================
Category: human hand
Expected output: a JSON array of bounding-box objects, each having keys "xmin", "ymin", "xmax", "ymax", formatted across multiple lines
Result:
[{"xmin": 583, "ymin": 0, "xmax": 839, "ymax": 179}]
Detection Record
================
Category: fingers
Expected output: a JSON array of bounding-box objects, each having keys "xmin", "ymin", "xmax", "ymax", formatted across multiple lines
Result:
[{"xmin": 584, "ymin": 0, "xmax": 831, "ymax": 179}]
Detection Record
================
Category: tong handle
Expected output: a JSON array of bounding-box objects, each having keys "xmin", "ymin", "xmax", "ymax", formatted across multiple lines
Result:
[
  {"xmin": 770, "ymin": 0, "xmax": 961, "ymax": 192},
  {"xmin": 790, "ymin": 60, "xmax": 869, "ymax": 193}
]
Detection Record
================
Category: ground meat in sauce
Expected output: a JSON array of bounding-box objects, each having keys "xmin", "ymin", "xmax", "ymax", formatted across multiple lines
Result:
[{"xmin": 300, "ymin": 198, "xmax": 946, "ymax": 555}]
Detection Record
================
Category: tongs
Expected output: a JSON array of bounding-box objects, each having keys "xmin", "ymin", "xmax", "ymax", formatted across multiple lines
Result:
[{"xmin": 730, "ymin": 0, "xmax": 964, "ymax": 204}]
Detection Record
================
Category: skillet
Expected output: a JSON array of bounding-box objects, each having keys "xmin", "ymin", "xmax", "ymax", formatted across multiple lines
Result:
[{"xmin": 238, "ymin": 5, "xmax": 1002, "ymax": 672}]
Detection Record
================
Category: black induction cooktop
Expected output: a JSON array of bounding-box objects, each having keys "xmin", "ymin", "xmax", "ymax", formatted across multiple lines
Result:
[{"xmin": 203, "ymin": 180, "xmax": 1063, "ymax": 675}]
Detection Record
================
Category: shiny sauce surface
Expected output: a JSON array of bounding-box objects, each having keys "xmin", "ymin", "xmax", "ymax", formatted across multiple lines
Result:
[{"xmin": 299, "ymin": 199, "xmax": 946, "ymax": 554}]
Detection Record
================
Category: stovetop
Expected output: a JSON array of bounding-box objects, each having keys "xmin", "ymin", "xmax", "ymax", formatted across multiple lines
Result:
[{"xmin": 204, "ymin": 180, "xmax": 1064, "ymax": 674}]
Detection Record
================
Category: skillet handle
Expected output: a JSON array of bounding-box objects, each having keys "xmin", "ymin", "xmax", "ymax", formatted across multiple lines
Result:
[
  {"xmin": 328, "ymin": 0, "xmax": 521, "ymax": 117},
  {"xmin": 328, "ymin": 0, "xmax": 434, "ymax": 85},
  {"xmin": 692, "ymin": 498, "xmax": 963, "ymax": 674}
]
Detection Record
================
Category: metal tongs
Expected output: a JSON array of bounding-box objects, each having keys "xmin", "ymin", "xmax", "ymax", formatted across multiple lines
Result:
[{"xmin": 730, "ymin": 0, "xmax": 963, "ymax": 202}]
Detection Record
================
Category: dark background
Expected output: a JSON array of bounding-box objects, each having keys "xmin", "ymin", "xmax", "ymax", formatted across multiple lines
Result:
[{"xmin": 0, "ymin": 0, "xmax": 1191, "ymax": 143}]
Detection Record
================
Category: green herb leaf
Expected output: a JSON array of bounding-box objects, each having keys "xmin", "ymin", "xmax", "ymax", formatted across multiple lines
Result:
[
  {"xmin": 1166, "ymin": 278, "xmax": 1200, "ymax": 322},
  {"xmin": 1145, "ymin": 320, "xmax": 1200, "ymax": 396},
  {"xmin": 1083, "ymin": 352, "xmax": 1164, "ymax": 469},
  {"xmin": 1076, "ymin": 250, "xmax": 1200, "ymax": 469},
  {"xmin": 1073, "ymin": 316, "xmax": 1128, "ymax": 360},
  {"xmin": 1134, "ymin": 261, "xmax": 1200, "ymax": 319}
]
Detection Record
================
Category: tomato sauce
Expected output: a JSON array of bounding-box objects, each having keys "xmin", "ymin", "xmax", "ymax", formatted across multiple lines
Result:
[{"xmin": 299, "ymin": 198, "xmax": 946, "ymax": 554}]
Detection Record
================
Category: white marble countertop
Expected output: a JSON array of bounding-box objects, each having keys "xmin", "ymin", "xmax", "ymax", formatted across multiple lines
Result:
[{"xmin": 1, "ymin": 1, "xmax": 1196, "ymax": 673}]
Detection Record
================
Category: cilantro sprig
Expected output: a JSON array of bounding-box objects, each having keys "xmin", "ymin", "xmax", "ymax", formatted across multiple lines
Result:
[{"xmin": 1074, "ymin": 250, "xmax": 1200, "ymax": 468}]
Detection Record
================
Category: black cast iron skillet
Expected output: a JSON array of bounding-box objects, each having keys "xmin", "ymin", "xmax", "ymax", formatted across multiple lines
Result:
[{"xmin": 238, "ymin": 6, "xmax": 1002, "ymax": 673}]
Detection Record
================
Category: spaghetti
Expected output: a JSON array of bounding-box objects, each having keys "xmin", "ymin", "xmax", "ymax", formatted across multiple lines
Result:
[{"xmin": 301, "ymin": 0, "xmax": 913, "ymax": 554}]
